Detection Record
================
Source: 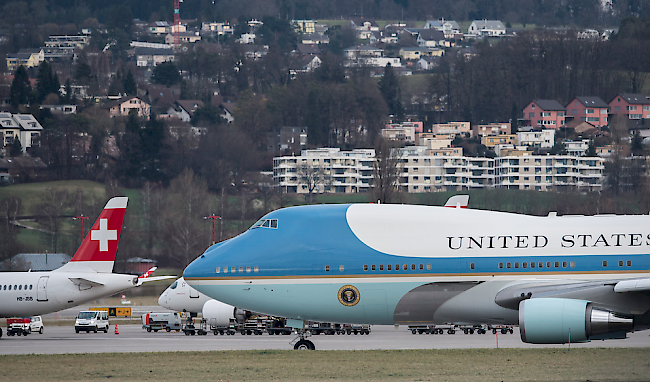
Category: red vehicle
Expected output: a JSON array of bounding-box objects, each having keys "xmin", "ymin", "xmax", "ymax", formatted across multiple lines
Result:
[{"xmin": 7, "ymin": 318, "xmax": 32, "ymax": 336}]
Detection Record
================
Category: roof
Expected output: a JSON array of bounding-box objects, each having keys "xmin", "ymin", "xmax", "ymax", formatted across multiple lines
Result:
[
  {"xmin": 103, "ymin": 96, "xmax": 146, "ymax": 110},
  {"xmin": 571, "ymin": 96, "xmax": 608, "ymax": 108},
  {"xmin": 612, "ymin": 93, "xmax": 650, "ymax": 105},
  {"xmin": 135, "ymin": 47, "xmax": 174, "ymax": 56},
  {"xmin": 418, "ymin": 29, "xmax": 445, "ymax": 41},
  {"xmin": 0, "ymin": 155, "xmax": 47, "ymax": 170},
  {"xmin": 426, "ymin": 20, "xmax": 460, "ymax": 30},
  {"xmin": 177, "ymin": 100, "xmax": 204, "ymax": 114},
  {"xmin": 344, "ymin": 45, "xmax": 383, "ymax": 52},
  {"xmin": 146, "ymin": 85, "xmax": 180, "ymax": 105},
  {"xmin": 1, "ymin": 253, "xmax": 70, "ymax": 271},
  {"xmin": 471, "ymin": 20, "xmax": 506, "ymax": 30},
  {"xmin": 532, "ymin": 99, "xmax": 565, "ymax": 111},
  {"xmin": 296, "ymin": 43, "xmax": 321, "ymax": 55},
  {"xmin": 13, "ymin": 114, "xmax": 42, "ymax": 130}
]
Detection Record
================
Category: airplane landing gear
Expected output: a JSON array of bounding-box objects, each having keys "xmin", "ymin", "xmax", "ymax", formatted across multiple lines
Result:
[{"xmin": 291, "ymin": 329, "xmax": 315, "ymax": 350}]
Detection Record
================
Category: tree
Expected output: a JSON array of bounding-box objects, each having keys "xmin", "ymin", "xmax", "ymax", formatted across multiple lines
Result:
[
  {"xmin": 10, "ymin": 66, "xmax": 31, "ymax": 110},
  {"xmin": 631, "ymin": 132, "xmax": 645, "ymax": 156},
  {"xmin": 585, "ymin": 140, "xmax": 597, "ymax": 157},
  {"xmin": 297, "ymin": 163, "xmax": 329, "ymax": 204},
  {"xmin": 372, "ymin": 137, "xmax": 403, "ymax": 204},
  {"xmin": 9, "ymin": 138, "xmax": 23, "ymax": 157},
  {"xmin": 151, "ymin": 61, "xmax": 182, "ymax": 86},
  {"xmin": 36, "ymin": 61, "xmax": 60, "ymax": 103},
  {"xmin": 0, "ymin": 197, "xmax": 23, "ymax": 269},
  {"xmin": 123, "ymin": 70, "xmax": 137, "ymax": 96},
  {"xmin": 378, "ymin": 63, "xmax": 404, "ymax": 121}
]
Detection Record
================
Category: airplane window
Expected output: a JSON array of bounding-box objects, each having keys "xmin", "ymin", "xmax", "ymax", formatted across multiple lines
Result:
[
  {"xmin": 239, "ymin": 267, "xmax": 243, "ymax": 273},
  {"xmin": 19, "ymin": 285, "xmax": 22, "ymax": 290},
  {"xmin": 547, "ymin": 262, "xmax": 552, "ymax": 268},
  {"xmin": 522, "ymin": 263, "xmax": 527, "ymax": 269},
  {"xmin": 371, "ymin": 265, "xmax": 376, "ymax": 271},
  {"xmin": 339, "ymin": 265, "xmax": 344, "ymax": 271},
  {"xmin": 554, "ymin": 262, "xmax": 559, "ymax": 268},
  {"xmin": 427, "ymin": 264, "xmax": 431, "ymax": 270},
  {"xmin": 2, "ymin": 285, "xmax": 5, "ymax": 290},
  {"xmin": 270, "ymin": 219, "xmax": 278, "ymax": 228},
  {"xmin": 626, "ymin": 260, "xmax": 631, "ymax": 267},
  {"xmin": 602, "ymin": 261, "xmax": 607, "ymax": 267},
  {"xmin": 470, "ymin": 263, "xmax": 475, "ymax": 270},
  {"xmin": 419, "ymin": 264, "xmax": 424, "ymax": 270},
  {"xmin": 24, "ymin": 285, "xmax": 27, "ymax": 290},
  {"xmin": 506, "ymin": 263, "xmax": 511, "ymax": 269},
  {"xmin": 539, "ymin": 262, "xmax": 544, "ymax": 268},
  {"xmin": 562, "ymin": 262, "xmax": 567, "ymax": 268},
  {"xmin": 498, "ymin": 263, "xmax": 503, "ymax": 269},
  {"xmin": 618, "ymin": 260, "xmax": 623, "ymax": 267},
  {"xmin": 530, "ymin": 262, "xmax": 535, "ymax": 268},
  {"xmin": 387, "ymin": 264, "xmax": 392, "ymax": 270},
  {"xmin": 411, "ymin": 264, "xmax": 416, "ymax": 270},
  {"xmin": 29, "ymin": 285, "xmax": 32, "ymax": 290},
  {"xmin": 254, "ymin": 266, "xmax": 259, "ymax": 272},
  {"xmin": 250, "ymin": 220, "xmax": 265, "ymax": 229},
  {"xmin": 403, "ymin": 264, "xmax": 407, "ymax": 270},
  {"xmin": 514, "ymin": 263, "xmax": 519, "ymax": 269},
  {"xmin": 14, "ymin": 285, "xmax": 17, "ymax": 290},
  {"xmin": 215, "ymin": 267, "xmax": 221, "ymax": 273},
  {"xmin": 223, "ymin": 267, "xmax": 228, "ymax": 273},
  {"xmin": 396, "ymin": 264, "xmax": 400, "ymax": 270},
  {"xmin": 325, "ymin": 265, "xmax": 330, "ymax": 272},
  {"xmin": 9, "ymin": 285, "xmax": 12, "ymax": 290},
  {"xmin": 246, "ymin": 267, "xmax": 251, "ymax": 273},
  {"xmin": 379, "ymin": 265, "xmax": 384, "ymax": 271},
  {"xmin": 231, "ymin": 267, "xmax": 236, "ymax": 273},
  {"xmin": 570, "ymin": 261, "xmax": 575, "ymax": 268},
  {"xmin": 262, "ymin": 220, "xmax": 270, "ymax": 227},
  {"xmin": 363, "ymin": 265, "xmax": 368, "ymax": 271}
]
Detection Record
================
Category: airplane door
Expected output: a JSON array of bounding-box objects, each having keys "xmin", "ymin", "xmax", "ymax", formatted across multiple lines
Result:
[
  {"xmin": 189, "ymin": 286, "xmax": 199, "ymax": 298},
  {"xmin": 37, "ymin": 276, "xmax": 49, "ymax": 301}
]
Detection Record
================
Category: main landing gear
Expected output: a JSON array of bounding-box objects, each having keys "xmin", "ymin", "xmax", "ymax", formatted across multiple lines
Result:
[{"xmin": 291, "ymin": 329, "xmax": 315, "ymax": 350}]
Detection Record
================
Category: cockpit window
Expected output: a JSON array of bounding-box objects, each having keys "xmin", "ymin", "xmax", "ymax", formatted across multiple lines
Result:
[
  {"xmin": 170, "ymin": 281, "xmax": 178, "ymax": 289},
  {"xmin": 250, "ymin": 219, "xmax": 279, "ymax": 230}
]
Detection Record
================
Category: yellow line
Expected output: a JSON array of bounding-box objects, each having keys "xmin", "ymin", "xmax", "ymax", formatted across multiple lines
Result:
[{"xmin": 185, "ymin": 269, "xmax": 648, "ymax": 281}]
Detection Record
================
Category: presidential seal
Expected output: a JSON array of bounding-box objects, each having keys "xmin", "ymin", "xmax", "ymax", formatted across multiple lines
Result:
[{"xmin": 337, "ymin": 285, "xmax": 360, "ymax": 307}]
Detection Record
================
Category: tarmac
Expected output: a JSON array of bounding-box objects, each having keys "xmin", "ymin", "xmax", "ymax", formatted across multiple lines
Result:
[{"xmin": 1, "ymin": 305, "xmax": 649, "ymax": 354}]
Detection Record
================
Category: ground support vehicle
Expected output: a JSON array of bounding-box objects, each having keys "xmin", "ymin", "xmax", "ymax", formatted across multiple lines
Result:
[
  {"xmin": 75, "ymin": 311, "xmax": 109, "ymax": 333},
  {"xmin": 142, "ymin": 312, "xmax": 182, "ymax": 333},
  {"xmin": 266, "ymin": 318, "xmax": 292, "ymax": 335},
  {"xmin": 459, "ymin": 325, "xmax": 489, "ymax": 334},
  {"xmin": 409, "ymin": 324, "xmax": 456, "ymax": 334},
  {"xmin": 6, "ymin": 318, "xmax": 32, "ymax": 336},
  {"xmin": 488, "ymin": 325, "xmax": 514, "ymax": 334},
  {"xmin": 209, "ymin": 317, "xmax": 238, "ymax": 335},
  {"xmin": 340, "ymin": 324, "xmax": 371, "ymax": 335},
  {"xmin": 240, "ymin": 315, "xmax": 270, "ymax": 335},
  {"xmin": 182, "ymin": 317, "xmax": 208, "ymax": 335},
  {"xmin": 307, "ymin": 322, "xmax": 339, "ymax": 335}
]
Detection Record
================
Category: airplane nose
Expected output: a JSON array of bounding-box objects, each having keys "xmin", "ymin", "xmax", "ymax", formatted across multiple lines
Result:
[{"xmin": 158, "ymin": 293, "xmax": 167, "ymax": 308}]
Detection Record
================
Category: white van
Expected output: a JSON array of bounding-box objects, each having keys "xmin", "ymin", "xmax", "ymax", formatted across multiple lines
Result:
[
  {"xmin": 75, "ymin": 311, "xmax": 109, "ymax": 333},
  {"xmin": 29, "ymin": 316, "xmax": 44, "ymax": 334}
]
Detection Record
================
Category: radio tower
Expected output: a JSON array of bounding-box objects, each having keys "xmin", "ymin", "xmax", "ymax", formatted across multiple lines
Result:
[{"xmin": 173, "ymin": 0, "xmax": 180, "ymax": 48}]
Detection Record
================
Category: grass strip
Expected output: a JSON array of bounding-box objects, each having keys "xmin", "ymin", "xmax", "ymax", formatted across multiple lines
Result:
[{"xmin": 1, "ymin": 348, "xmax": 649, "ymax": 381}]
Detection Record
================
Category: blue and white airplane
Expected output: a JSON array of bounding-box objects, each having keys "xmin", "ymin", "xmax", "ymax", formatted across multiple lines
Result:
[{"xmin": 183, "ymin": 197, "xmax": 650, "ymax": 349}]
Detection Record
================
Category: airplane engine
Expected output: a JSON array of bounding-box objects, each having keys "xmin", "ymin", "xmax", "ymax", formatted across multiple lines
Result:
[
  {"xmin": 519, "ymin": 298, "xmax": 633, "ymax": 344},
  {"xmin": 202, "ymin": 299, "xmax": 252, "ymax": 326},
  {"xmin": 202, "ymin": 300, "xmax": 237, "ymax": 327}
]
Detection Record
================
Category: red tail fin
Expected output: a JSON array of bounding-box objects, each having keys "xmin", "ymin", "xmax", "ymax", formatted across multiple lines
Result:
[{"xmin": 58, "ymin": 197, "xmax": 128, "ymax": 273}]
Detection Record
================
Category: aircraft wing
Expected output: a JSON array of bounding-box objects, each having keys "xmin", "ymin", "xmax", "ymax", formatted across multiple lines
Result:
[
  {"xmin": 136, "ymin": 275, "xmax": 176, "ymax": 286},
  {"xmin": 68, "ymin": 277, "xmax": 105, "ymax": 287},
  {"xmin": 614, "ymin": 278, "xmax": 650, "ymax": 292}
]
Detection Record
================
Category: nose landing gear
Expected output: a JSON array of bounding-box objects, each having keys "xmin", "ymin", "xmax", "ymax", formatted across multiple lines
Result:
[{"xmin": 291, "ymin": 329, "xmax": 315, "ymax": 350}]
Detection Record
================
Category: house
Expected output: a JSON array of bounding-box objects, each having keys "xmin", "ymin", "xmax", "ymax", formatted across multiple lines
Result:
[
  {"xmin": 468, "ymin": 20, "xmax": 506, "ymax": 37},
  {"xmin": 0, "ymin": 154, "xmax": 48, "ymax": 183},
  {"xmin": 382, "ymin": 121, "xmax": 423, "ymax": 143},
  {"xmin": 146, "ymin": 85, "xmax": 180, "ymax": 107},
  {"xmin": 296, "ymin": 43, "xmax": 321, "ymax": 56},
  {"xmin": 416, "ymin": 56, "xmax": 441, "ymax": 70},
  {"xmin": 149, "ymin": 21, "xmax": 171, "ymax": 35},
  {"xmin": 211, "ymin": 96, "xmax": 236, "ymax": 123},
  {"xmin": 6, "ymin": 48, "xmax": 45, "ymax": 72},
  {"xmin": 43, "ymin": 35, "xmax": 90, "ymax": 59},
  {"xmin": 609, "ymin": 93, "xmax": 650, "ymax": 120},
  {"xmin": 417, "ymin": 29, "xmax": 449, "ymax": 48},
  {"xmin": 474, "ymin": 122, "xmax": 511, "ymax": 137},
  {"xmin": 424, "ymin": 19, "xmax": 461, "ymax": 39},
  {"xmin": 289, "ymin": 56, "xmax": 322, "ymax": 79},
  {"xmin": 300, "ymin": 33, "xmax": 329, "ymax": 45},
  {"xmin": 0, "ymin": 113, "xmax": 43, "ymax": 152},
  {"xmin": 350, "ymin": 18, "xmax": 379, "ymax": 40},
  {"xmin": 135, "ymin": 47, "xmax": 175, "ymax": 67},
  {"xmin": 238, "ymin": 33, "xmax": 256, "ymax": 44},
  {"xmin": 431, "ymin": 122, "xmax": 471, "ymax": 137},
  {"xmin": 399, "ymin": 47, "xmax": 444, "ymax": 61},
  {"xmin": 201, "ymin": 22, "xmax": 233, "ymax": 35},
  {"xmin": 243, "ymin": 45, "xmax": 269, "ymax": 60},
  {"xmin": 267, "ymin": 126, "xmax": 308, "ymax": 154},
  {"xmin": 165, "ymin": 32, "xmax": 201, "ymax": 44},
  {"xmin": 39, "ymin": 104, "xmax": 77, "ymax": 115},
  {"xmin": 293, "ymin": 20, "xmax": 316, "ymax": 34},
  {"xmin": 482, "ymin": 134, "xmax": 518, "ymax": 147},
  {"xmin": 344, "ymin": 45, "xmax": 383, "ymax": 60},
  {"xmin": 564, "ymin": 139, "xmax": 591, "ymax": 156},
  {"xmin": 565, "ymin": 96, "xmax": 609, "ymax": 127},
  {"xmin": 165, "ymin": 100, "xmax": 204, "ymax": 122},
  {"xmin": 104, "ymin": 96, "xmax": 151, "ymax": 119},
  {"xmin": 522, "ymin": 100, "xmax": 566, "ymax": 129},
  {"xmin": 517, "ymin": 130, "xmax": 556, "ymax": 149}
]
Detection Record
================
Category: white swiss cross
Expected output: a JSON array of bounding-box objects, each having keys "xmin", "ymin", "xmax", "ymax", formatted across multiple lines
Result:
[{"xmin": 90, "ymin": 218, "xmax": 118, "ymax": 252}]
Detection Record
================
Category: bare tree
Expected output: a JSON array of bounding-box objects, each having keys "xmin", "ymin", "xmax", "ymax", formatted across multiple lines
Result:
[
  {"xmin": 0, "ymin": 197, "xmax": 23, "ymax": 269},
  {"xmin": 372, "ymin": 137, "xmax": 403, "ymax": 204},
  {"xmin": 297, "ymin": 163, "xmax": 328, "ymax": 204},
  {"xmin": 38, "ymin": 188, "xmax": 71, "ymax": 253},
  {"xmin": 605, "ymin": 115, "xmax": 631, "ymax": 195}
]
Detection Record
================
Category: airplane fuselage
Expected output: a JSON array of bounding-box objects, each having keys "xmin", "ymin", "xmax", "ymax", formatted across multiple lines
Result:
[
  {"xmin": 184, "ymin": 204, "xmax": 650, "ymax": 327},
  {"xmin": 0, "ymin": 271, "xmax": 138, "ymax": 318}
]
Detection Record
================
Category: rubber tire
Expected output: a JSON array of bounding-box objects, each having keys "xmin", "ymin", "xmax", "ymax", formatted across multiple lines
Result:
[
  {"xmin": 39, "ymin": 327, "xmax": 44, "ymax": 334},
  {"xmin": 166, "ymin": 327, "xmax": 172, "ymax": 332},
  {"xmin": 94, "ymin": 326, "xmax": 98, "ymax": 333},
  {"xmin": 184, "ymin": 331, "xmax": 190, "ymax": 336},
  {"xmin": 23, "ymin": 331, "xmax": 28, "ymax": 336},
  {"xmin": 501, "ymin": 329, "xmax": 507, "ymax": 334},
  {"xmin": 104, "ymin": 327, "xmax": 108, "ymax": 333},
  {"xmin": 147, "ymin": 327, "xmax": 152, "ymax": 332},
  {"xmin": 294, "ymin": 339, "xmax": 315, "ymax": 350}
]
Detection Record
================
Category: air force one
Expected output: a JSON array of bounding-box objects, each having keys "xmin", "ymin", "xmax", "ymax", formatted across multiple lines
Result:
[
  {"xmin": 0, "ymin": 197, "xmax": 173, "ymax": 338},
  {"xmin": 184, "ymin": 198, "xmax": 650, "ymax": 349}
]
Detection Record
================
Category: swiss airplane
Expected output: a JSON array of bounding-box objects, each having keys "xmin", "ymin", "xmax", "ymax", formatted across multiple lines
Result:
[
  {"xmin": 0, "ymin": 196, "xmax": 173, "ymax": 338},
  {"xmin": 184, "ymin": 197, "xmax": 650, "ymax": 349}
]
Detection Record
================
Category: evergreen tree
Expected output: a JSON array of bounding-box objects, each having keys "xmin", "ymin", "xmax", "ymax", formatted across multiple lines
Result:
[
  {"xmin": 63, "ymin": 78, "xmax": 73, "ymax": 103},
  {"xmin": 10, "ymin": 66, "xmax": 31, "ymax": 110},
  {"xmin": 585, "ymin": 141, "xmax": 597, "ymax": 157},
  {"xmin": 151, "ymin": 61, "xmax": 181, "ymax": 86},
  {"xmin": 631, "ymin": 132, "xmax": 644, "ymax": 155},
  {"xmin": 123, "ymin": 70, "xmax": 137, "ymax": 96},
  {"xmin": 36, "ymin": 61, "xmax": 60, "ymax": 102},
  {"xmin": 378, "ymin": 64, "xmax": 404, "ymax": 121},
  {"xmin": 9, "ymin": 138, "xmax": 22, "ymax": 157}
]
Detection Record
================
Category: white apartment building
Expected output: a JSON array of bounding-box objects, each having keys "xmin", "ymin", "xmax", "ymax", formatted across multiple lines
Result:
[
  {"xmin": 431, "ymin": 122, "xmax": 471, "ymax": 137},
  {"xmin": 564, "ymin": 139, "xmax": 591, "ymax": 156},
  {"xmin": 273, "ymin": 148, "xmax": 375, "ymax": 194},
  {"xmin": 518, "ymin": 130, "xmax": 555, "ymax": 149},
  {"xmin": 495, "ymin": 155, "xmax": 604, "ymax": 191},
  {"xmin": 274, "ymin": 149, "xmax": 604, "ymax": 194}
]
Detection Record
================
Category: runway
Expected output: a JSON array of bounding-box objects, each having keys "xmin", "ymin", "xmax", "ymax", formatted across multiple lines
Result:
[{"xmin": 2, "ymin": 324, "xmax": 649, "ymax": 354}]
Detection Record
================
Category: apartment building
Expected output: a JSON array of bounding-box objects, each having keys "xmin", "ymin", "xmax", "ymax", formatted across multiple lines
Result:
[
  {"xmin": 494, "ymin": 155, "xmax": 603, "ymax": 191},
  {"xmin": 517, "ymin": 130, "xmax": 555, "ymax": 149},
  {"xmin": 431, "ymin": 122, "xmax": 471, "ymax": 137}
]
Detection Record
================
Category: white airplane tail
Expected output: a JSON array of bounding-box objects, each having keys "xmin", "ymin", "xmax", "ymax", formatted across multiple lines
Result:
[{"xmin": 56, "ymin": 197, "xmax": 128, "ymax": 273}]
